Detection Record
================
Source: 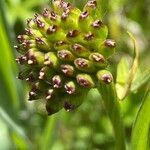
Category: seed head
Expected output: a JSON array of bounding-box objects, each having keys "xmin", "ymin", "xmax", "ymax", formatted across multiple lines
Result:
[{"xmin": 15, "ymin": 0, "xmax": 116, "ymax": 115}]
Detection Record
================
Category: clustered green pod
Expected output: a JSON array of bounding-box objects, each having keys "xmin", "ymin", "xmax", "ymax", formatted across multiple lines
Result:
[{"xmin": 15, "ymin": 0, "xmax": 116, "ymax": 115}]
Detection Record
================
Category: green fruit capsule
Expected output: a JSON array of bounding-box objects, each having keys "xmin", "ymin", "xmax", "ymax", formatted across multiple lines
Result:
[
  {"xmin": 61, "ymin": 8, "xmax": 81, "ymax": 30},
  {"xmin": 52, "ymin": 75, "xmax": 63, "ymax": 89},
  {"xmin": 17, "ymin": 35, "xmax": 30, "ymax": 43},
  {"xmin": 46, "ymin": 25, "xmax": 66, "ymax": 42},
  {"xmin": 66, "ymin": 30, "xmax": 85, "ymax": 44},
  {"xmin": 52, "ymin": 0, "xmax": 71, "ymax": 15},
  {"xmin": 44, "ymin": 52, "xmax": 60, "ymax": 69},
  {"xmin": 91, "ymin": 20, "xmax": 108, "ymax": 40},
  {"xmin": 46, "ymin": 90, "xmax": 64, "ymax": 115},
  {"xmin": 99, "ymin": 39, "xmax": 116, "ymax": 58},
  {"xmin": 71, "ymin": 43, "xmax": 90, "ymax": 58},
  {"xmin": 61, "ymin": 64, "xmax": 75, "ymax": 76},
  {"xmin": 26, "ymin": 48, "xmax": 45, "ymax": 66},
  {"xmin": 62, "ymin": 87, "xmax": 89, "ymax": 111},
  {"xmin": 42, "ymin": 8, "xmax": 61, "ymax": 25},
  {"xmin": 26, "ymin": 18, "xmax": 36, "ymax": 29},
  {"xmin": 78, "ymin": 11, "xmax": 93, "ymax": 32},
  {"xmin": 76, "ymin": 74, "xmax": 95, "ymax": 88},
  {"xmin": 35, "ymin": 37, "xmax": 51, "ymax": 51},
  {"xmin": 28, "ymin": 81, "xmax": 50, "ymax": 100},
  {"xmin": 38, "ymin": 66, "xmax": 55, "ymax": 81},
  {"xmin": 15, "ymin": 55, "xmax": 27, "ymax": 65},
  {"xmin": 33, "ymin": 14, "xmax": 50, "ymax": 36},
  {"xmin": 74, "ymin": 58, "xmax": 95, "ymax": 73},
  {"xmin": 18, "ymin": 40, "xmax": 35, "ymax": 51},
  {"xmin": 54, "ymin": 41, "xmax": 69, "ymax": 50},
  {"xmin": 25, "ymin": 28, "xmax": 43, "ymax": 39},
  {"xmin": 97, "ymin": 70, "xmax": 113, "ymax": 84},
  {"xmin": 83, "ymin": 32, "xmax": 100, "ymax": 50},
  {"xmin": 84, "ymin": 0, "xmax": 101, "ymax": 19},
  {"xmin": 89, "ymin": 53, "xmax": 108, "ymax": 68},
  {"xmin": 57, "ymin": 50, "xmax": 75, "ymax": 61},
  {"xmin": 64, "ymin": 81, "xmax": 76, "ymax": 95}
]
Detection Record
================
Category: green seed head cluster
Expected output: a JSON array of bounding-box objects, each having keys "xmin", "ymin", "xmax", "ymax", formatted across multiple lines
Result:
[{"xmin": 15, "ymin": 0, "xmax": 116, "ymax": 115}]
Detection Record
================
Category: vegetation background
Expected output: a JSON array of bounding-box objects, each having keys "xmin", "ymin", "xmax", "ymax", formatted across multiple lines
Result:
[{"xmin": 0, "ymin": 0, "xmax": 149, "ymax": 149}]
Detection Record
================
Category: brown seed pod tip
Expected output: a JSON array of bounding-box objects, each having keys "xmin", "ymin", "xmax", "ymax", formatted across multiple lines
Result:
[
  {"xmin": 84, "ymin": 32, "xmax": 94, "ymax": 41},
  {"xmin": 86, "ymin": 0, "xmax": 97, "ymax": 8},
  {"xmin": 72, "ymin": 44, "xmax": 82, "ymax": 52},
  {"xmin": 79, "ymin": 11, "xmax": 89, "ymax": 19},
  {"xmin": 28, "ymin": 91, "xmax": 37, "ymax": 101},
  {"xmin": 47, "ymin": 25, "xmax": 58, "ymax": 34},
  {"xmin": 92, "ymin": 20, "xmax": 103, "ymax": 28},
  {"xmin": 55, "ymin": 40, "xmax": 66, "ymax": 46},
  {"xmin": 77, "ymin": 77, "xmax": 89, "ymax": 87},
  {"xmin": 26, "ymin": 18, "xmax": 33, "ymax": 26},
  {"xmin": 52, "ymin": 75, "xmax": 62, "ymax": 88},
  {"xmin": 90, "ymin": 53, "xmax": 105, "ymax": 63},
  {"xmin": 75, "ymin": 58, "xmax": 88, "ymax": 68},
  {"xmin": 65, "ymin": 86, "xmax": 75, "ymax": 94},
  {"xmin": 61, "ymin": 10, "xmax": 70, "ymax": 20},
  {"xmin": 14, "ymin": 45, "xmax": 19, "ymax": 51},
  {"xmin": 104, "ymin": 39, "xmax": 116, "ymax": 48},
  {"xmin": 25, "ymin": 28, "xmax": 33, "ymax": 36},
  {"xmin": 50, "ymin": 11, "xmax": 57, "ymax": 20},
  {"xmin": 64, "ymin": 102, "xmax": 75, "ymax": 112},
  {"xmin": 67, "ymin": 30, "xmax": 79, "ymax": 38},
  {"xmin": 17, "ymin": 35, "xmax": 25, "ymax": 42},
  {"xmin": 35, "ymin": 18, "xmax": 45, "ymax": 28},
  {"xmin": 58, "ymin": 50, "xmax": 69, "ymax": 59},
  {"xmin": 22, "ymin": 40, "xmax": 31, "ymax": 49},
  {"xmin": 16, "ymin": 56, "xmax": 27, "ymax": 64},
  {"xmin": 46, "ymin": 89, "xmax": 54, "ymax": 100},
  {"xmin": 61, "ymin": 64, "xmax": 74, "ymax": 76},
  {"xmin": 42, "ymin": 8, "xmax": 50, "ymax": 18},
  {"xmin": 38, "ymin": 71, "xmax": 45, "ymax": 80},
  {"xmin": 64, "ymin": 82, "xmax": 76, "ymax": 94},
  {"xmin": 27, "ymin": 55, "xmax": 36, "ymax": 65},
  {"xmin": 35, "ymin": 37, "xmax": 45, "ymax": 45},
  {"xmin": 101, "ymin": 74, "xmax": 113, "ymax": 84}
]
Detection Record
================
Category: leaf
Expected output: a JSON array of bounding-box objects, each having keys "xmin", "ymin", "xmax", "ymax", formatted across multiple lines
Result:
[
  {"xmin": 131, "ymin": 82, "xmax": 150, "ymax": 150},
  {"xmin": 0, "ymin": 118, "xmax": 11, "ymax": 150},
  {"xmin": 116, "ymin": 57, "xmax": 129, "ymax": 99},
  {"xmin": 39, "ymin": 116, "xmax": 57, "ymax": 150},
  {"xmin": 116, "ymin": 31, "xmax": 139, "ymax": 100},
  {"xmin": 131, "ymin": 68, "xmax": 150, "ymax": 92},
  {"xmin": 116, "ymin": 57, "xmax": 129, "ymax": 84},
  {"xmin": 0, "ymin": 107, "xmax": 31, "ymax": 147}
]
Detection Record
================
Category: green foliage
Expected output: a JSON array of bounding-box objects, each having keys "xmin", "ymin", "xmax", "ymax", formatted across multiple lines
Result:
[
  {"xmin": 131, "ymin": 84, "xmax": 150, "ymax": 150},
  {"xmin": 0, "ymin": 0, "xmax": 150, "ymax": 150}
]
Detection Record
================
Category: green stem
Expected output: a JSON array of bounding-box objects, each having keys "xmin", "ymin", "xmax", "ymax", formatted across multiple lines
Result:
[{"xmin": 97, "ymin": 81, "xmax": 126, "ymax": 150}]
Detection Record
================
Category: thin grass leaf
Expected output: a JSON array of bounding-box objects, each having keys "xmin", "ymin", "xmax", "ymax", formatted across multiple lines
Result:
[
  {"xmin": 0, "ymin": 15, "xmax": 21, "ymax": 110},
  {"xmin": 39, "ymin": 115, "xmax": 57, "ymax": 150},
  {"xmin": 131, "ymin": 82, "xmax": 150, "ymax": 150},
  {"xmin": 0, "ymin": 107, "xmax": 31, "ymax": 147}
]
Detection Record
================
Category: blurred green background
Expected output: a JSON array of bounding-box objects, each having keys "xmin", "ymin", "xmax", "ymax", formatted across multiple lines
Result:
[{"xmin": 0, "ymin": 0, "xmax": 149, "ymax": 149}]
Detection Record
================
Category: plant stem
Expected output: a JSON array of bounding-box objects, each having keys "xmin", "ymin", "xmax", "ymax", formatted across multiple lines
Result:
[{"xmin": 97, "ymin": 81, "xmax": 126, "ymax": 150}]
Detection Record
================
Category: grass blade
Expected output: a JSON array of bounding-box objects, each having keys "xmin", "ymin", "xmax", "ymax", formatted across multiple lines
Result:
[{"xmin": 131, "ymin": 82, "xmax": 150, "ymax": 150}]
